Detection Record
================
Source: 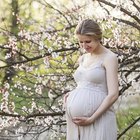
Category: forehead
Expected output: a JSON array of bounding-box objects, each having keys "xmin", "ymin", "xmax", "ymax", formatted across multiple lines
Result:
[{"xmin": 77, "ymin": 35, "xmax": 94, "ymax": 41}]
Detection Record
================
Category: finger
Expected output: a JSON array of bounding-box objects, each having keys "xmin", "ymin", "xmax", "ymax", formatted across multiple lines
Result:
[
  {"xmin": 63, "ymin": 96, "xmax": 68, "ymax": 103},
  {"xmin": 74, "ymin": 121, "xmax": 85, "ymax": 126},
  {"xmin": 73, "ymin": 119, "xmax": 81, "ymax": 122},
  {"xmin": 73, "ymin": 117, "xmax": 83, "ymax": 120},
  {"xmin": 73, "ymin": 118, "xmax": 82, "ymax": 122},
  {"xmin": 73, "ymin": 120, "xmax": 82, "ymax": 124},
  {"xmin": 64, "ymin": 94, "xmax": 69, "ymax": 101}
]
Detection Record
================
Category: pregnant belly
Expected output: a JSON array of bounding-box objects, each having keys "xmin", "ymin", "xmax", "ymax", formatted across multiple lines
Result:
[{"xmin": 66, "ymin": 88, "xmax": 106, "ymax": 118}]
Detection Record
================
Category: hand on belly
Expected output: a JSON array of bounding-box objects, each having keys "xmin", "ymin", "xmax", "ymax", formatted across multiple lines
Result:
[
  {"xmin": 72, "ymin": 116, "xmax": 94, "ymax": 126},
  {"xmin": 66, "ymin": 88, "xmax": 104, "ymax": 119}
]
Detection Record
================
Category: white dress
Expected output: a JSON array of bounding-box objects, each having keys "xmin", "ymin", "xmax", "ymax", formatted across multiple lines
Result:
[{"xmin": 66, "ymin": 60, "xmax": 117, "ymax": 140}]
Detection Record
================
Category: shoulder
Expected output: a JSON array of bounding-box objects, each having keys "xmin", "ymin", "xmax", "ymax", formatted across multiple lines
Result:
[
  {"xmin": 77, "ymin": 53, "xmax": 87, "ymax": 64},
  {"xmin": 104, "ymin": 51, "xmax": 118, "ymax": 62},
  {"xmin": 103, "ymin": 50, "xmax": 118, "ymax": 68}
]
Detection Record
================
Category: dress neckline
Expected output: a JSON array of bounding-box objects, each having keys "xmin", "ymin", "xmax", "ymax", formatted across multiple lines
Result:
[
  {"xmin": 80, "ymin": 53, "xmax": 103, "ymax": 68},
  {"xmin": 80, "ymin": 62, "xmax": 103, "ymax": 70}
]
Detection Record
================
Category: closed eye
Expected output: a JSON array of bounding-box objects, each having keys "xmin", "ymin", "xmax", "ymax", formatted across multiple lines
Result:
[
  {"xmin": 79, "ymin": 40, "xmax": 91, "ymax": 44},
  {"xmin": 85, "ymin": 41, "xmax": 91, "ymax": 43}
]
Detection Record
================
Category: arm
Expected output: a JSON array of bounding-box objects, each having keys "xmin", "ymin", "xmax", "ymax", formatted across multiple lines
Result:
[
  {"xmin": 63, "ymin": 55, "xmax": 84, "ymax": 109},
  {"xmin": 89, "ymin": 54, "xmax": 119, "ymax": 121},
  {"xmin": 73, "ymin": 54, "xmax": 119, "ymax": 125}
]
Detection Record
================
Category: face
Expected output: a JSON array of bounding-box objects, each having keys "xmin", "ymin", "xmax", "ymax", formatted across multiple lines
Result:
[{"xmin": 77, "ymin": 35, "xmax": 100, "ymax": 53}]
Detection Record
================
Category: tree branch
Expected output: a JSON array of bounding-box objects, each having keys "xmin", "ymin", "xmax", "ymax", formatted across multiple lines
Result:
[
  {"xmin": 113, "ymin": 17, "xmax": 140, "ymax": 31},
  {"xmin": 0, "ymin": 111, "xmax": 64, "ymax": 119},
  {"xmin": 96, "ymin": 0, "xmax": 140, "ymax": 24},
  {"xmin": 98, "ymin": 1, "xmax": 140, "ymax": 30},
  {"xmin": 130, "ymin": 0, "xmax": 140, "ymax": 12},
  {"xmin": 39, "ymin": 0, "xmax": 72, "ymax": 26},
  {"xmin": 0, "ymin": 47, "xmax": 78, "ymax": 68},
  {"xmin": 117, "ymin": 116, "xmax": 140, "ymax": 139},
  {"xmin": 119, "ymin": 74, "xmax": 140, "ymax": 95}
]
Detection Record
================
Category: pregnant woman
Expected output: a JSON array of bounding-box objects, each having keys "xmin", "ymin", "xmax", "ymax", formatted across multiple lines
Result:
[{"xmin": 64, "ymin": 19, "xmax": 119, "ymax": 140}]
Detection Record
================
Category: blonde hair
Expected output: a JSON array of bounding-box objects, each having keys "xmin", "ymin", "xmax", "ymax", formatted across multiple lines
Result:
[{"xmin": 75, "ymin": 19, "xmax": 102, "ymax": 41}]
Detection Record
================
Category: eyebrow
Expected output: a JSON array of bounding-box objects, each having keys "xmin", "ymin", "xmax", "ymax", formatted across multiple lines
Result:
[{"xmin": 79, "ymin": 40, "xmax": 91, "ymax": 43}]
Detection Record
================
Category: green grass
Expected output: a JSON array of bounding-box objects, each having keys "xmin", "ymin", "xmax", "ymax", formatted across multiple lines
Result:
[{"xmin": 117, "ymin": 106, "xmax": 140, "ymax": 140}]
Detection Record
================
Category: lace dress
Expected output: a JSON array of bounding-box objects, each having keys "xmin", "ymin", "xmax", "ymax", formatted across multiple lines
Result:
[{"xmin": 66, "ymin": 60, "xmax": 117, "ymax": 140}]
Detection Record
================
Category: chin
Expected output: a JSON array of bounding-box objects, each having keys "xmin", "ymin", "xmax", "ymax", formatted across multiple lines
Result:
[
  {"xmin": 84, "ymin": 49, "xmax": 89, "ymax": 52},
  {"xmin": 84, "ymin": 48, "xmax": 94, "ymax": 53},
  {"xmin": 85, "ymin": 50, "xmax": 93, "ymax": 53}
]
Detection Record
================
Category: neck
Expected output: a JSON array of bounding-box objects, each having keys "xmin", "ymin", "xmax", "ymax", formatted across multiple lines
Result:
[{"xmin": 90, "ymin": 44, "xmax": 104, "ymax": 56}]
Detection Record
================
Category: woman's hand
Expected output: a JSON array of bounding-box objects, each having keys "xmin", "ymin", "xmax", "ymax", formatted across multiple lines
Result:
[{"xmin": 72, "ymin": 117, "xmax": 94, "ymax": 126}]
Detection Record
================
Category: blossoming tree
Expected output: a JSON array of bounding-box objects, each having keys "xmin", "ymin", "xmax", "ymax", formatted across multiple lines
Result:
[{"xmin": 0, "ymin": 0, "xmax": 139, "ymax": 139}]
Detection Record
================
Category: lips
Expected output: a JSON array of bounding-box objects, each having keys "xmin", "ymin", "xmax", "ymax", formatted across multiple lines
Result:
[{"xmin": 85, "ymin": 47, "xmax": 92, "ymax": 51}]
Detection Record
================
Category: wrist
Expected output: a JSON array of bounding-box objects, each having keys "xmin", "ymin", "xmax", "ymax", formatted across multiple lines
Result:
[{"xmin": 89, "ymin": 116, "xmax": 95, "ymax": 124}]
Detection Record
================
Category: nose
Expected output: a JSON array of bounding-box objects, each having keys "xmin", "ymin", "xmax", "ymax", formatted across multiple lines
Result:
[{"xmin": 82, "ymin": 42, "xmax": 87, "ymax": 48}]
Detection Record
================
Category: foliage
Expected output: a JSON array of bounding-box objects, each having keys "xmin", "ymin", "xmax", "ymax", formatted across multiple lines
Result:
[
  {"xmin": 0, "ymin": 0, "xmax": 140, "ymax": 139},
  {"xmin": 117, "ymin": 105, "xmax": 140, "ymax": 140}
]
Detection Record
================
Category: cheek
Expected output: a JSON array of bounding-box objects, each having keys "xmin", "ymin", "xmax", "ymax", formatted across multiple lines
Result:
[
  {"xmin": 80, "ymin": 44, "xmax": 83, "ymax": 48},
  {"xmin": 90, "ymin": 42, "xmax": 98, "ymax": 48},
  {"xmin": 89, "ymin": 43, "xmax": 95, "ymax": 48}
]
